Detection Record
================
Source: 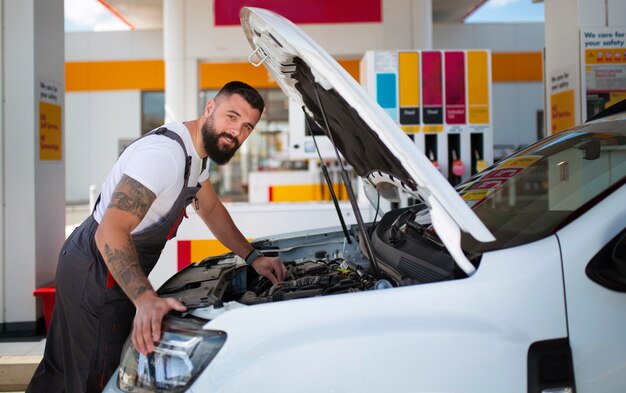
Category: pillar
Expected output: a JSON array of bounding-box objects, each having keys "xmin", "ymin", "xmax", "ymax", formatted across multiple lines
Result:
[
  {"xmin": 412, "ymin": 0, "xmax": 433, "ymax": 49},
  {"xmin": 382, "ymin": 0, "xmax": 433, "ymax": 50},
  {"xmin": 1, "ymin": 0, "xmax": 65, "ymax": 332},
  {"xmin": 545, "ymin": 0, "xmax": 626, "ymax": 135},
  {"xmin": 164, "ymin": 0, "xmax": 198, "ymax": 123}
]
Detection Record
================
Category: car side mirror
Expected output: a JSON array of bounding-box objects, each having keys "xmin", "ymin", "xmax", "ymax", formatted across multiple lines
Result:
[
  {"xmin": 586, "ymin": 229, "xmax": 626, "ymax": 292},
  {"xmin": 579, "ymin": 139, "xmax": 601, "ymax": 160}
]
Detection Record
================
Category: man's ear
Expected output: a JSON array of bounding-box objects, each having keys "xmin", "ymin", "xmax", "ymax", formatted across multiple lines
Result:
[{"xmin": 205, "ymin": 98, "xmax": 216, "ymax": 116}]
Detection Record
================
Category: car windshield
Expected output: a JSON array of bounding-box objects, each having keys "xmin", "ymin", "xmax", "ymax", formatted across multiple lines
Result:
[{"xmin": 459, "ymin": 118, "xmax": 626, "ymax": 254}]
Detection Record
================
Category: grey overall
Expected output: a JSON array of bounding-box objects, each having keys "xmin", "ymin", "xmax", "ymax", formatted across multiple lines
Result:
[{"xmin": 27, "ymin": 127, "xmax": 207, "ymax": 393}]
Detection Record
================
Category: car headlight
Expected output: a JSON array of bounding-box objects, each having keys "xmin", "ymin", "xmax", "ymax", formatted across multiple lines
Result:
[{"xmin": 117, "ymin": 316, "xmax": 226, "ymax": 392}]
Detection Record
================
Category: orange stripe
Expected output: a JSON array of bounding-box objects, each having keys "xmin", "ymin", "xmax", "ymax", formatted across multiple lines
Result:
[
  {"xmin": 199, "ymin": 59, "xmax": 361, "ymax": 90},
  {"xmin": 65, "ymin": 54, "xmax": 539, "ymax": 93},
  {"xmin": 492, "ymin": 52, "xmax": 543, "ymax": 82},
  {"xmin": 200, "ymin": 62, "xmax": 278, "ymax": 90},
  {"xmin": 337, "ymin": 59, "xmax": 361, "ymax": 83},
  {"xmin": 97, "ymin": 0, "xmax": 135, "ymax": 30},
  {"xmin": 65, "ymin": 60, "xmax": 165, "ymax": 91}
]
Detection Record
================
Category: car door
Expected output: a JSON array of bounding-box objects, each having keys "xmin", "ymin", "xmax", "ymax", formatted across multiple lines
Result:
[{"xmin": 557, "ymin": 184, "xmax": 626, "ymax": 393}]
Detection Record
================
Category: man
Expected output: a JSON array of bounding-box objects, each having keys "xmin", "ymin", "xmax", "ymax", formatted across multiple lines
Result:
[{"xmin": 27, "ymin": 81, "xmax": 285, "ymax": 392}]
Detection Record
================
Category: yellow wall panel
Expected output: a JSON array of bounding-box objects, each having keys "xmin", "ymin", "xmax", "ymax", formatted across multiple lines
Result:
[
  {"xmin": 190, "ymin": 240, "xmax": 231, "ymax": 261},
  {"xmin": 270, "ymin": 184, "xmax": 348, "ymax": 202},
  {"xmin": 270, "ymin": 184, "xmax": 321, "ymax": 202},
  {"xmin": 190, "ymin": 238, "xmax": 253, "ymax": 261}
]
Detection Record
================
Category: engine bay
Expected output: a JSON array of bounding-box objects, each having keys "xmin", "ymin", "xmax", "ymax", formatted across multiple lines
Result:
[
  {"xmin": 158, "ymin": 206, "xmax": 471, "ymax": 318},
  {"xmin": 158, "ymin": 226, "xmax": 380, "ymax": 310}
]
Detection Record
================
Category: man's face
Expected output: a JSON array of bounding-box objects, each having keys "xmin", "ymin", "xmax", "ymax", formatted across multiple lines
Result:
[{"xmin": 201, "ymin": 93, "xmax": 261, "ymax": 165}]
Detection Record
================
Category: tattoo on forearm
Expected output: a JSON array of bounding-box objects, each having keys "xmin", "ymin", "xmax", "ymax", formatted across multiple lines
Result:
[
  {"xmin": 103, "ymin": 239, "xmax": 151, "ymax": 300},
  {"xmin": 109, "ymin": 175, "xmax": 156, "ymax": 219}
]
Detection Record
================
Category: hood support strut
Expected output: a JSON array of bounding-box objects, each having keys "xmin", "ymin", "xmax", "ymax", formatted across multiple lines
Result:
[
  {"xmin": 313, "ymin": 85, "xmax": 382, "ymax": 279},
  {"xmin": 303, "ymin": 107, "xmax": 352, "ymax": 244}
]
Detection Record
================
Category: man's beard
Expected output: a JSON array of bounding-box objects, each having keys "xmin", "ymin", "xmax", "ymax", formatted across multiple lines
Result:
[{"xmin": 202, "ymin": 117, "xmax": 240, "ymax": 165}]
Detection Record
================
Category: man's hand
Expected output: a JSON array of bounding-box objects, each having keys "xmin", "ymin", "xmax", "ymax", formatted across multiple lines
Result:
[
  {"xmin": 132, "ymin": 291, "xmax": 187, "ymax": 355},
  {"xmin": 251, "ymin": 256, "xmax": 286, "ymax": 284}
]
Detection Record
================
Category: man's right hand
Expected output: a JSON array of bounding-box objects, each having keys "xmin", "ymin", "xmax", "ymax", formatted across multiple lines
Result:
[
  {"xmin": 251, "ymin": 256, "xmax": 286, "ymax": 284},
  {"xmin": 132, "ymin": 291, "xmax": 188, "ymax": 355}
]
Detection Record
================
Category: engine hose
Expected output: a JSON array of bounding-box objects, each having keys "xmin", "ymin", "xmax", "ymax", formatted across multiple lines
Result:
[
  {"xmin": 239, "ymin": 291, "xmax": 271, "ymax": 305},
  {"xmin": 274, "ymin": 288, "xmax": 323, "ymax": 301},
  {"xmin": 239, "ymin": 288, "xmax": 324, "ymax": 305},
  {"xmin": 268, "ymin": 276, "xmax": 329, "ymax": 296},
  {"xmin": 322, "ymin": 281, "xmax": 360, "ymax": 295}
]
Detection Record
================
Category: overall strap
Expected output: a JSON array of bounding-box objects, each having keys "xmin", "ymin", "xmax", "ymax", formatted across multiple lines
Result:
[
  {"xmin": 93, "ymin": 126, "xmax": 197, "ymax": 214},
  {"xmin": 153, "ymin": 127, "xmax": 193, "ymax": 188}
]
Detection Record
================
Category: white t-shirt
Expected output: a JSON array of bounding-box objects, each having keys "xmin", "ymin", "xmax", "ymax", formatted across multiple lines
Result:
[{"xmin": 94, "ymin": 122, "xmax": 210, "ymax": 234}]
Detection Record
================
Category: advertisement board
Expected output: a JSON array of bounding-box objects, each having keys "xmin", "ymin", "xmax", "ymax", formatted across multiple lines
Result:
[{"xmin": 581, "ymin": 27, "xmax": 626, "ymax": 121}]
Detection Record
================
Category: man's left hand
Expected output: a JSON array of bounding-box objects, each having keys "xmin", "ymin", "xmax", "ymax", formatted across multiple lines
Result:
[{"xmin": 251, "ymin": 256, "xmax": 285, "ymax": 284}]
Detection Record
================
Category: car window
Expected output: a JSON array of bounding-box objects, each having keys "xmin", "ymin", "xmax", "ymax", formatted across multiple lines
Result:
[{"xmin": 460, "ymin": 119, "xmax": 626, "ymax": 253}]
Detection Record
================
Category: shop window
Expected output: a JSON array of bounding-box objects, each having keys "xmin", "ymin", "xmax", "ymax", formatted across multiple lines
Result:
[{"xmin": 141, "ymin": 91, "xmax": 165, "ymax": 134}]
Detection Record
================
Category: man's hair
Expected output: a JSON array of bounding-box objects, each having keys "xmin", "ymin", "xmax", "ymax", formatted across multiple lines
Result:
[{"xmin": 215, "ymin": 81, "xmax": 265, "ymax": 115}]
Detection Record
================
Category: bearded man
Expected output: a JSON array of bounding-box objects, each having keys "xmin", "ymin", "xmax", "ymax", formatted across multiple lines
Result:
[{"xmin": 27, "ymin": 81, "xmax": 286, "ymax": 393}]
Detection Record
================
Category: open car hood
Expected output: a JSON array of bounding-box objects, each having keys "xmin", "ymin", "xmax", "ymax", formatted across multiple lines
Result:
[{"xmin": 240, "ymin": 8, "xmax": 495, "ymax": 272}]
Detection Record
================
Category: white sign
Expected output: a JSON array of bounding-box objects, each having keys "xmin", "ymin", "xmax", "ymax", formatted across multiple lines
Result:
[
  {"xmin": 39, "ymin": 79, "xmax": 61, "ymax": 105},
  {"xmin": 550, "ymin": 67, "xmax": 575, "ymax": 95},
  {"xmin": 374, "ymin": 51, "xmax": 397, "ymax": 73}
]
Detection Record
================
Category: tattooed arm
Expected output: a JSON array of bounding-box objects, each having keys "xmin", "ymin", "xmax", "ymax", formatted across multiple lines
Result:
[{"xmin": 94, "ymin": 175, "xmax": 186, "ymax": 355}]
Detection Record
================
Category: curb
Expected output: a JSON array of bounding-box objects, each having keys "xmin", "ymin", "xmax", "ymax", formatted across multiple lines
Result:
[{"xmin": 0, "ymin": 355, "xmax": 41, "ymax": 392}]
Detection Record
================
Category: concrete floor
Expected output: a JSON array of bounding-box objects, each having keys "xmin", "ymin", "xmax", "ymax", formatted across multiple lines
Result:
[{"xmin": 0, "ymin": 338, "xmax": 45, "ymax": 357}]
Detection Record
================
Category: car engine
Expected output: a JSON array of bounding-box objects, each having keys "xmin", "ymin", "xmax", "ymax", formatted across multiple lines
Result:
[{"xmin": 239, "ymin": 257, "xmax": 380, "ymax": 305}]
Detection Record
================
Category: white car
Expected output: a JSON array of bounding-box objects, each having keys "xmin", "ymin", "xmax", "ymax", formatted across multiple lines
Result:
[{"xmin": 105, "ymin": 7, "xmax": 626, "ymax": 393}]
